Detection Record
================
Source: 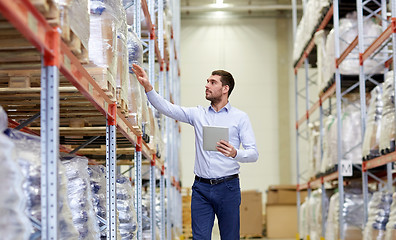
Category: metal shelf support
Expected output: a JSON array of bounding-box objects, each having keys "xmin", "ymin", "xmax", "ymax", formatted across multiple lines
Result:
[
  {"xmin": 135, "ymin": 135, "xmax": 143, "ymax": 240},
  {"xmin": 106, "ymin": 103, "xmax": 117, "ymax": 240},
  {"xmin": 150, "ymin": 154, "xmax": 157, "ymax": 240},
  {"xmin": 40, "ymin": 27, "xmax": 61, "ymax": 240}
]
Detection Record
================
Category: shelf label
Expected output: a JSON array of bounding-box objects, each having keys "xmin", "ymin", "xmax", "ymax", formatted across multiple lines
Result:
[
  {"xmin": 341, "ymin": 160, "xmax": 353, "ymax": 176},
  {"xmin": 27, "ymin": 12, "xmax": 38, "ymax": 35}
]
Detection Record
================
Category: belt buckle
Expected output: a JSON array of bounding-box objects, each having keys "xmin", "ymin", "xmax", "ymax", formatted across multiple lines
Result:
[{"xmin": 210, "ymin": 179, "xmax": 216, "ymax": 185}]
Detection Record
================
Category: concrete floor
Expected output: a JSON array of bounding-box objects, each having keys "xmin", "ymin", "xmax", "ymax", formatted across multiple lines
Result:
[{"xmin": 211, "ymin": 222, "xmax": 294, "ymax": 240}]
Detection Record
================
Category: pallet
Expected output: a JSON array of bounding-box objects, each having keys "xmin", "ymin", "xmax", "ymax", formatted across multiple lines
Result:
[
  {"xmin": 116, "ymin": 88, "xmax": 128, "ymax": 116},
  {"xmin": 29, "ymin": 0, "xmax": 60, "ymax": 26},
  {"xmin": 85, "ymin": 66, "xmax": 117, "ymax": 102}
]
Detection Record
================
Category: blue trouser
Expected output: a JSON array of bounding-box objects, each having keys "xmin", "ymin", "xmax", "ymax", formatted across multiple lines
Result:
[{"xmin": 191, "ymin": 177, "xmax": 241, "ymax": 240}]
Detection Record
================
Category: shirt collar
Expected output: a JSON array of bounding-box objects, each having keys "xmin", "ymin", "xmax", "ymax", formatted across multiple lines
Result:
[{"xmin": 208, "ymin": 102, "xmax": 231, "ymax": 113}]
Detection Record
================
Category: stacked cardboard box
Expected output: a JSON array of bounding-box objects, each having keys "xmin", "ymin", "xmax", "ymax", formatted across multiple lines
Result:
[
  {"xmin": 240, "ymin": 190, "xmax": 263, "ymax": 237},
  {"xmin": 266, "ymin": 185, "xmax": 306, "ymax": 238}
]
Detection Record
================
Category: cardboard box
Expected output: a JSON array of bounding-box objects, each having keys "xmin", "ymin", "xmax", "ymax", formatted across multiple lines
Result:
[
  {"xmin": 266, "ymin": 185, "xmax": 307, "ymax": 205},
  {"xmin": 240, "ymin": 190, "xmax": 263, "ymax": 236},
  {"xmin": 266, "ymin": 205, "xmax": 297, "ymax": 238}
]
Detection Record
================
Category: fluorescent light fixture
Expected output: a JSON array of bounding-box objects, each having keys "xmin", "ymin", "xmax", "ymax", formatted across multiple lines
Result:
[{"xmin": 216, "ymin": 0, "xmax": 223, "ymax": 5}]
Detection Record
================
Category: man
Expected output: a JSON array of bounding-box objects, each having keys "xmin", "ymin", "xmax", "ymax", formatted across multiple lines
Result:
[{"xmin": 132, "ymin": 64, "xmax": 259, "ymax": 240}]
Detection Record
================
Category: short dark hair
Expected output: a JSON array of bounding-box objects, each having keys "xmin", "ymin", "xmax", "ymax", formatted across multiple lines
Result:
[{"xmin": 211, "ymin": 70, "xmax": 235, "ymax": 97}]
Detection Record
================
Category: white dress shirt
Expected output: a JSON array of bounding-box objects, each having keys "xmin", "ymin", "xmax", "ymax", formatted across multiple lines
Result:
[{"xmin": 146, "ymin": 89, "xmax": 259, "ymax": 178}]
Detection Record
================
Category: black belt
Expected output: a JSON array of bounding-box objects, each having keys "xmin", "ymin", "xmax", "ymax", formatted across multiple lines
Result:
[{"xmin": 195, "ymin": 174, "xmax": 238, "ymax": 185}]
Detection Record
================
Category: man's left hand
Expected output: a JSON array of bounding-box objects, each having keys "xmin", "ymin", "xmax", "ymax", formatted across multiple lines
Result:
[{"xmin": 216, "ymin": 140, "xmax": 237, "ymax": 158}]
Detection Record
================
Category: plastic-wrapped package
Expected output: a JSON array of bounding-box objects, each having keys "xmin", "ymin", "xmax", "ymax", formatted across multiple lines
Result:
[
  {"xmin": 314, "ymin": 30, "xmax": 328, "ymax": 95},
  {"xmin": 300, "ymin": 199, "xmax": 309, "ymax": 239},
  {"xmin": 362, "ymin": 85, "xmax": 383, "ymax": 159},
  {"xmin": 323, "ymin": 12, "xmax": 385, "ymax": 87},
  {"xmin": 307, "ymin": 122, "xmax": 320, "ymax": 178},
  {"xmin": 87, "ymin": 165, "xmax": 107, "ymax": 237},
  {"xmin": 342, "ymin": 99, "xmax": 362, "ymax": 164},
  {"xmin": 116, "ymin": 175, "xmax": 137, "ymax": 239},
  {"xmin": 88, "ymin": 0, "xmax": 118, "ymax": 94},
  {"xmin": 5, "ymin": 129, "xmax": 79, "ymax": 240},
  {"xmin": 128, "ymin": 73, "xmax": 143, "ymax": 127},
  {"xmin": 128, "ymin": 28, "xmax": 143, "ymax": 67},
  {"xmin": 326, "ymin": 186, "xmax": 366, "ymax": 240},
  {"xmin": 320, "ymin": 99, "xmax": 362, "ymax": 173},
  {"xmin": 385, "ymin": 192, "xmax": 396, "ymax": 240},
  {"xmin": 308, "ymin": 190, "xmax": 325, "ymax": 240},
  {"xmin": 363, "ymin": 191, "xmax": 392, "ymax": 240},
  {"xmin": 62, "ymin": 155, "xmax": 100, "ymax": 240},
  {"xmin": 379, "ymin": 71, "xmax": 396, "ymax": 154},
  {"xmin": 115, "ymin": 2, "xmax": 130, "ymax": 110},
  {"xmin": 0, "ymin": 105, "xmax": 7, "ymax": 131},
  {"xmin": 293, "ymin": 0, "xmax": 331, "ymax": 62},
  {"xmin": 0, "ymin": 109, "xmax": 32, "ymax": 240},
  {"xmin": 320, "ymin": 115, "xmax": 337, "ymax": 173}
]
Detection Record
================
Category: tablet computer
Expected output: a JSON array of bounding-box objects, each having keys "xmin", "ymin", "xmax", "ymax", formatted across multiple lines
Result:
[{"xmin": 203, "ymin": 126, "xmax": 229, "ymax": 151}]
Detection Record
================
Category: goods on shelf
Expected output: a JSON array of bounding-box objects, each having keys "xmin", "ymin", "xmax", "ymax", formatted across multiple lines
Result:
[
  {"xmin": 314, "ymin": 29, "xmax": 327, "ymax": 95},
  {"xmin": 59, "ymin": 0, "xmax": 90, "ymax": 61},
  {"xmin": 325, "ymin": 185, "xmax": 366, "ymax": 240},
  {"xmin": 363, "ymin": 191, "xmax": 392, "ymax": 240},
  {"xmin": 293, "ymin": 0, "xmax": 331, "ymax": 63},
  {"xmin": 87, "ymin": 0, "xmax": 119, "ymax": 100},
  {"xmin": 385, "ymin": 192, "xmax": 396, "ymax": 240},
  {"xmin": 362, "ymin": 85, "xmax": 383, "ymax": 160},
  {"xmin": 379, "ymin": 71, "xmax": 396, "ymax": 154},
  {"xmin": 0, "ymin": 107, "xmax": 32, "ymax": 240},
  {"xmin": 116, "ymin": 174, "xmax": 138, "ymax": 240},
  {"xmin": 299, "ymin": 189, "xmax": 329, "ymax": 240},
  {"xmin": 320, "ymin": 98, "xmax": 362, "ymax": 174},
  {"xmin": 322, "ymin": 12, "xmax": 384, "ymax": 92},
  {"xmin": 62, "ymin": 155, "xmax": 101, "ymax": 239},
  {"xmin": 115, "ymin": 3, "xmax": 130, "ymax": 114},
  {"xmin": 307, "ymin": 122, "xmax": 321, "ymax": 179},
  {"xmin": 87, "ymin": 165, "xmax": 107, "ymax": 237},
  {"xmin": 5, "ymin": 129, "xmax": 79, "ymax": 239}
]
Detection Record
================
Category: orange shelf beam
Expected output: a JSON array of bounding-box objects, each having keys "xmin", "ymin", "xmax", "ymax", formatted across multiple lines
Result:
[
  {"xmin": 363, "ymin": 152, "xmax": 396, "ymax": 171},
  {"xmin": 0, "ymin": 0, "xmax": 157, "ymax": 161}
]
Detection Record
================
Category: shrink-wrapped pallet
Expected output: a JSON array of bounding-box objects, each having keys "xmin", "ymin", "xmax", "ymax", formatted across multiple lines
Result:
[
  {"xmin": 0, "ymin": 107, "xmax": 32, "ymax": 240},
  {"xmin": 5, "ymin": 129, "xmax": 79, "ymax": 240},
  {"xmin": 379, "ymin": 71, "xmax": 396, "ymax": 154},
  {"xmin": 385, "ymin": 192, "xmax": 396, "ymax": 240},
  {"xmin": 62, "ymin": 155, "xmax": 100, "ymax": 239},
  {"xmin": 308, "ymin": 190, "xmax": 325, "ymax": 240},
  {"xmin": 88, "ymin": 0, "xmax": 119, "ymax": 99},
  {"xmin": 363, "ymin": 191, "xmax": 392, "ymax": 240},
  {"xmin": 115, "ymin": 2, "xmax": 129, "ymax": 113},
  {"xmin": 293, "ymin": 0, "xmax": 331, "ymax": 62},
  {"xmin": 307, "ymin": 122, "xmax": 321, "ymax": 178},
  {"xmin": 87, "ymin": 165, "xmax": 107, "ymax": 237},
  {"xmin": 300, "ymin": 199, "xmax": 309, "ymax": 239},
  {"xmin": 323, "ymin": 12, "xmax": 385, "ymax": 89},
  {"xmin": 362, "ymin": 85, "xmax": 383, "ymax": 159},
  {"xmin": 314, "ymin": 30, "xmax": 328, "ymax": 95},
  {"xmin": 116, "ymin": 175, "xmax": 138, "ymax": 239},
  {"xmin": 320, "ymin": 99, "xmax": 362, "ymax": 173},
  {"xmin": 127, "ymin": 28, "xmax": 144, "ymax": 127},
  {"xmin": 326, "ymin": 186, "xmax": 365, "ymax": 240}
]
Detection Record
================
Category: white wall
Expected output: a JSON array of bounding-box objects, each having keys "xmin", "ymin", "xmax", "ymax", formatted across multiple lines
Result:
[{"xmin": 179, "ymin": 16, "xmax": 281, "ymax": 197}]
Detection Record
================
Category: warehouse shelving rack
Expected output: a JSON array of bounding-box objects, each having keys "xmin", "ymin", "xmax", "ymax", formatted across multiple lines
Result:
[
  {"xmin": 0, "ymin": 0, "xmax": 181, "ymax": 239},
  {"xmin": 293, "ymin": 0, "xmax": 396, "ymax": 239}
]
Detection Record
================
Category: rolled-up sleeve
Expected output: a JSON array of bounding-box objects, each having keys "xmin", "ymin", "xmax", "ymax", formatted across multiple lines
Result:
[{"xmin": 234, "ymin": 114, "xmax": 259, "ymax": 163}]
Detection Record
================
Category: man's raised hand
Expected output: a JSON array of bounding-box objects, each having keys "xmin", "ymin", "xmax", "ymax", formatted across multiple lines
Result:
[{"xmin": 132, "ymin": 64, "xmax": 153, "ymax": 92}]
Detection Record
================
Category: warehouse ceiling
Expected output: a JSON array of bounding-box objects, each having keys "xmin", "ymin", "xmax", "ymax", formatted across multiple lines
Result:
[{"xmin": 181, "ymin": 0, "xmax": 303, "ymax": 19}]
